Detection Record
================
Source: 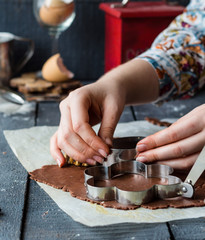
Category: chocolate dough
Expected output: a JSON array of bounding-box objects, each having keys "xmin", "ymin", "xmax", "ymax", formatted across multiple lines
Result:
[
  {"xmin": 29, "ymin": 165, "xmax": 205, "ymax": 210},
  {"xmin": 95, "ymin": 174, "xmax": 168, "ymax": 191},
  {"xmin": 145, "ymin": 117, "xmax": 172, "ymax": 127}
]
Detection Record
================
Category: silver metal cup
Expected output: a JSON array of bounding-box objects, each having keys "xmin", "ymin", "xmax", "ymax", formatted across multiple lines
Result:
[{"xmin": 0, "ymin": 32, "xmax": 34, "ymax": 87}]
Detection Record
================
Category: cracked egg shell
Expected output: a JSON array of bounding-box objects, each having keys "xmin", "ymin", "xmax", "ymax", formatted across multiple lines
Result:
[
  {"xmin": 42, "ymin": 53, "xmax": 74, "ymax": 82},
  {"xmin": 39, "ymin": 2, "xmax": 74, "ymax": 26}
]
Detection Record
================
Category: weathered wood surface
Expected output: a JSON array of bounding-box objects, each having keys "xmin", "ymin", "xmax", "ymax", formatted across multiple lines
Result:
[
  {"xmin": 0, "ymin": 88, "xmax": 205, "ymax": 239},
  {"xmin": 0, "ymin": 102, "xmax": 36, "ymax": 240},
  {"xmin": 169, "ymin": 218, "xmax": 205, "ymax": 240},
  {"xmin": 133, "ymin": 88, "xmax": 205, "ymax": 120},
  {"xmin": 21, "ymin": 104, "xmax": 171, "ymax": 240}
]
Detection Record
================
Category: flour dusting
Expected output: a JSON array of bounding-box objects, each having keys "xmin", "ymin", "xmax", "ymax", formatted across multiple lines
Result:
[{"xmin": 0, "ymin": 96, "xmax": 35, "ymax": 116}]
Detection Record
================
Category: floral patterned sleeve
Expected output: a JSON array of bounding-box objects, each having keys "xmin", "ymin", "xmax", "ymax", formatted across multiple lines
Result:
[{"xmin": 137, "ymin": 0, "xmax": 205, "ymax": 104}]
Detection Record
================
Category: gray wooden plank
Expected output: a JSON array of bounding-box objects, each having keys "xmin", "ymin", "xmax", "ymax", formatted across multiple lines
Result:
[
  {"xmin": 36, "ymin": 101, "xmax": 60, "ymax": 126},
  {"xmin": 23, "ymin": 180, "xmax": 170, "ymax": 240},
  {"xmin": 0, "ymin": 103, "xmax": 36, "ymax": 240},
  {"xmin": 119, "ymin": 106, "xmax": 136, "ymax": 122},
  {"xmin": 133, "ymin": 88, "xmax": 205, "ymax": 120},
  {"xmin": 169, "ymin": 218, "xmax": 205, "ymax": 240},
  {"xmin": 22, "ymin": 102, "xmax": 171, "ymax": 239}
]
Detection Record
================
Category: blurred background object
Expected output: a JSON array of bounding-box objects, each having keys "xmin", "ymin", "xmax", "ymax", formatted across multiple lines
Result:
[
  {"xmin": 33, "ymin": 0, "xmax": 75, "ymax": 54},
  {"xmin": 0, "ymin": 32, "xmax": 34, "ymax": 86},
  {"xmin": 0, "ymin": 0, "xmax": 189, "ymax": 82},
  {"xmin": 100, "ymin": 1, "xmax": 185, "ymax": 72}
]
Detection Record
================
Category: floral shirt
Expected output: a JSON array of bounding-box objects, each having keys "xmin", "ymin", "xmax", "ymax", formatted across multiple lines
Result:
[{"xmin": 138, "ymin": 0, "xmax": 205, "ymax": 104}]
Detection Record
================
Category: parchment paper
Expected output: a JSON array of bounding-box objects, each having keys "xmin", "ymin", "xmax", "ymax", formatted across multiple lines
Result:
[{"xmin": 4, "ymin": 121, "xmax": 205, "ymax": 226}]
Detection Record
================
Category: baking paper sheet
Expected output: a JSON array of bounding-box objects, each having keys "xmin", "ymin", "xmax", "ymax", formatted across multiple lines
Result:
[{"xmin": 4, "ymin": 121, "xmax": 205, "ymax": 226}]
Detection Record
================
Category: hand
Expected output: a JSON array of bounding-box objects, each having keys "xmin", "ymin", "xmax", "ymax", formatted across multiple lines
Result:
[
  {"xmin": 50, "ymin": 80, "xmax": 125, "ymax": 167},
  {"xmin": 136, "ymin": 104, "xmax": 205, "ymax": 170},
  {"xmin": 50, "ymin": 59, "xmax": 159, "ymax": 167}
]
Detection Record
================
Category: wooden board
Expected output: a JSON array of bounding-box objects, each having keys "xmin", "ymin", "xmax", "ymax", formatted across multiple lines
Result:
[
  {"xmin": 133, "ymin": 88, "xmax": 205, "ymax": 120},
  {"xmin": 0, "ymin": 103, "xmax": 36, "ymax": 240},
  {"xmin": 1, "ymin": 88, "xmax": 205, "ymax": 239}
]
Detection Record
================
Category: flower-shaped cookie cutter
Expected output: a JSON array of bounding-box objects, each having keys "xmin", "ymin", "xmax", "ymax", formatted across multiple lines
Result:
[
  {"xmin": 84, "ymin": 137, "xmax": 195, "ymax": 205},
  {"xmin": 104, "ymin": 136, "xmax": 144, "ymax": 167}
]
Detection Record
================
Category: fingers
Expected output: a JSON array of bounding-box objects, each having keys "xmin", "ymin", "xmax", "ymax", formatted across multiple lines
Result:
[
  {"xmin": 137, "ymin": 130, "xmax": 205, "ymax": 163},
  {"xmin": 50, "ymin": 131, "xmax": 66, "ymax": 167},
  {"xmin": 135, "ymin": 104, "xmax": 205, "ymax": 170},
  {"xmin": 85, "ymin": 159, "xmax": 97, "ymax": 165},
  {"xmin": 138, "ymin": 104, "xmax": 205, "ymax": 152},
  {"xmin": 50, "ymin": 131, "xmax": 99, "ymax": 167},
  {"xmin": 50, "ymin": 85, "xmax": 114, "ymax": 167},
  {"xmin": 67, "ymin": 91, "xmax": 109, "ymax": 155},
  {"xmin": 70, "ymin": 105, "xmax": 109, "ymax": 156},
  {"xmin": 58, "ymin": 99, "xmax": 107, "ymax": 164},
  {"xmin": 154, "ymin": 152, "xmax": 199, "ymax": 170},
  {"xmin": 136, "ymin": 105, "xmax": 205, "ymax": 167},
  {"xmin": 98, "ymin": 97, "xmax": 123, "ymax": 146},
  {"xmin": 137, "ymin": 114, "xmax": 203, "ymax": 152}
]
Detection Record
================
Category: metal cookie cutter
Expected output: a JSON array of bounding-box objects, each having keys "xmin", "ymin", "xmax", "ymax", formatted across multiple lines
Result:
[
  {"xmin": 104, "ymin": 136, "xmax": 144, "ymax": 167},
  {"xmin": 84, "ymin": 137, "xmax": 205, "ymax": 206}
]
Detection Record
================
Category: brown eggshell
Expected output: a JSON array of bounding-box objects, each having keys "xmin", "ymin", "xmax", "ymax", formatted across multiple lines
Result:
[
  {"xmin": 39, "ymin": 2, "xmax": 74, "ymax": 26},
  {"xmin": 42, "ymin": 53, "xmax": 74, "ymax": 82}
]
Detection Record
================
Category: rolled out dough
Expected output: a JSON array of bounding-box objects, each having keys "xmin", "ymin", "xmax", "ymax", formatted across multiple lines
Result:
[{"xmin": 29, "ymin": 165, "xmax": 205, "ymax": 210}]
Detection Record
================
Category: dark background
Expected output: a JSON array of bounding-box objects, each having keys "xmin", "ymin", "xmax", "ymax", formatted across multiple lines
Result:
[{"xmin": 0, "ymin": 0, "xmax": 189, "ymax": 81}]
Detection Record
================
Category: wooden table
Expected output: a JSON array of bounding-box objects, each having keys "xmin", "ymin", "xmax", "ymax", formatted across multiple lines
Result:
[{"xmin": 1, "ymin": 86, "xmax": 205, "ymax": 240}]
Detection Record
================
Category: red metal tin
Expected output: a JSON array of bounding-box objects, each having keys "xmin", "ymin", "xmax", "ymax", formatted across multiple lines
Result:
[{"xmin": 99, "ymin": 1, "xmax": 184, "ymax": 72}]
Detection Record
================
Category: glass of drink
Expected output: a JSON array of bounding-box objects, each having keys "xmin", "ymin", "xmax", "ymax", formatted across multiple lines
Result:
[{"xmin": 33, "ymin": 0, "xmax": 75, "ymax": 54}]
